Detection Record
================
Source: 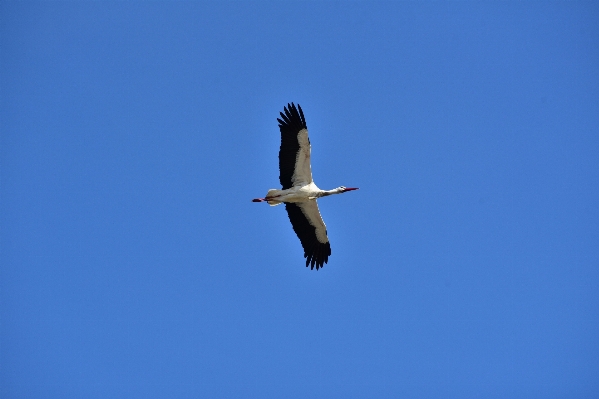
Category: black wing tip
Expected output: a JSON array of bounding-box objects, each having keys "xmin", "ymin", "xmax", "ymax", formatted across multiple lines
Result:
[
  {"xmin": 278, "ymin": 102, "xmax": 307, "ymax": 130},
  {"xmin": 304, "ymin": 241, "xmax": 331, "ymax": 270}
]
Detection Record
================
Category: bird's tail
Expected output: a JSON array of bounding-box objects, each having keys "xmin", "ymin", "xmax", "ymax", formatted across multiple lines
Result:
[{"xmin": 266, "ymin": 189, "xmax": 283, "ymax": 206}]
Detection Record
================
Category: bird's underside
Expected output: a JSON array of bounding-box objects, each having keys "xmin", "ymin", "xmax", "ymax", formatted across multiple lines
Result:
[{"xmin": 252, "ymin": 103, "xmax": 357, "ymax": 270}]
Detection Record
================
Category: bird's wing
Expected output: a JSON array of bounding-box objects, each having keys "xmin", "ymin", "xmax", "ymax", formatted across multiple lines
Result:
[
  {"xmin": 285, "ymin": 201, "xmax": 331, "ymax": 270},
  {"xmin": 277, "ymin": 103, "xmax": 313, "ymax": 190}
]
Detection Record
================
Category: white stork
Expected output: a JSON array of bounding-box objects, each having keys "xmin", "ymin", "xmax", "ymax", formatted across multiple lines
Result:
[{"xmin": 252, "ymin": 103, "xmax": 358, "ymax": 270}]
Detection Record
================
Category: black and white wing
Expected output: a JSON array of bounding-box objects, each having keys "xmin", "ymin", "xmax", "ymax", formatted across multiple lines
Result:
[
  {"xmin": 277, "ymin": 103, "xmax": 313, "ymax": 190},
  {"xmin": 285, "ymin": 201, "xmax": 331, "ymax": 270}
]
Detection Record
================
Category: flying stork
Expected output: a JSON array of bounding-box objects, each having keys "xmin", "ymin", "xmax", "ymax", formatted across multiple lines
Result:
[{"xmin": 252, "ymin": 103, "xmax": 358, "ymax": 270}]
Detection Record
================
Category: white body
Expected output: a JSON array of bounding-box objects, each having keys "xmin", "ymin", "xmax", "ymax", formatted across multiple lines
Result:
[{"xmin": 265, "ymin": 182, "xmax": 345, "ymax": 206}]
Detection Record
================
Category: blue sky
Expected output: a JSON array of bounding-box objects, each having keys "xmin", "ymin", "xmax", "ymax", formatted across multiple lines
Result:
[{"xmin": 1, "ymin": 2, "xmax": 598, "ymax": 398}]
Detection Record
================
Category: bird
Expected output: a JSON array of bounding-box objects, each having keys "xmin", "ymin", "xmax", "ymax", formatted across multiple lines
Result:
[{"xmin": 252, "ymin": 103, "xmax": 358, "ymax": 270}]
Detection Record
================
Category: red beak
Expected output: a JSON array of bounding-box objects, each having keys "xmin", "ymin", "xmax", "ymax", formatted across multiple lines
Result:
[{"xmin": 344, "ymin": 187, "xmax": 359, "ymax": 192}]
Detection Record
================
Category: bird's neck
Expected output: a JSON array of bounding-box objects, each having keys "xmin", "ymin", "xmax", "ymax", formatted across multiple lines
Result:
[{"xmin": 318, "ymin": 187, "xmax": 344, "ymax": 197}]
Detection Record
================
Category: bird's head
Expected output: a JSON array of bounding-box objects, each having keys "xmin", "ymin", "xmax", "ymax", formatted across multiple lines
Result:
[{"xmin": 339, "ymin": 186, "xmax": 359, "ymax": 193}]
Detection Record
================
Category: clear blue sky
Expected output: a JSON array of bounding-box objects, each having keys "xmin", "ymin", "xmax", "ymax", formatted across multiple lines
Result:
[{"xmin": 2, "ymin": 2, "xmax": 598, "ymax": 398}]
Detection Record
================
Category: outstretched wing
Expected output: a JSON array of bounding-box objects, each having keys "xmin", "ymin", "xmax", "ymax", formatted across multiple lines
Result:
[
  {"xmin": 285, "ymin": 201, "xmax": 331, "ymax": 270},
  {"xmin": 277, "ymin": 103, "xmax": 313, "ymax": 190}
]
